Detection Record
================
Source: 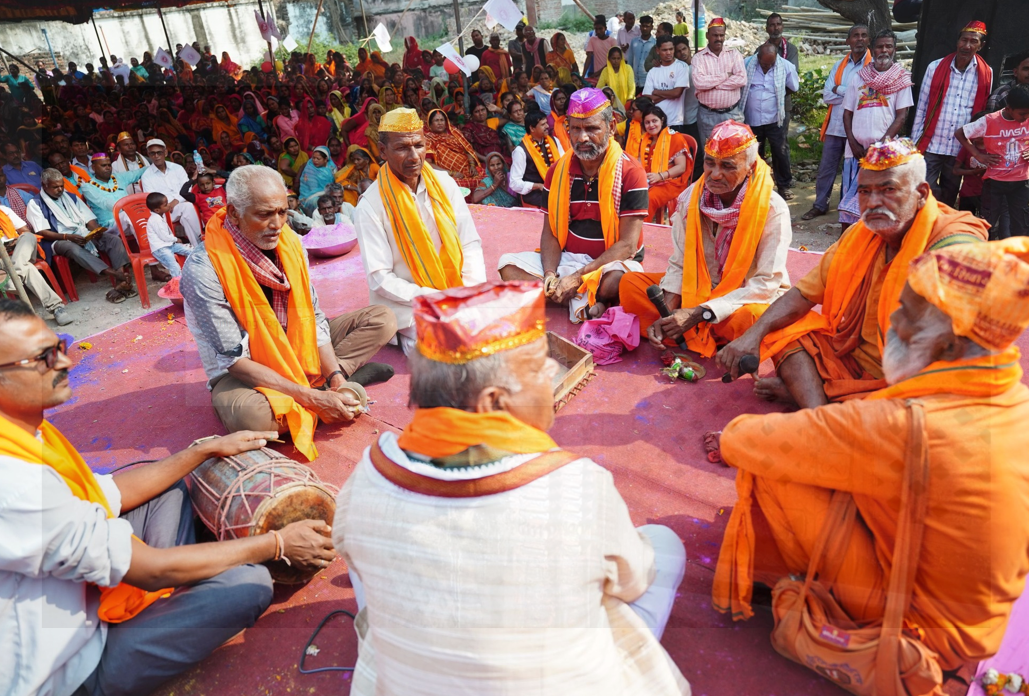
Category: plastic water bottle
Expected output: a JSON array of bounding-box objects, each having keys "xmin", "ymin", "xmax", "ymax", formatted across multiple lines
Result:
[{"xmin": 193, "ymin": 150, "xmax": 205, "ymax": 174}]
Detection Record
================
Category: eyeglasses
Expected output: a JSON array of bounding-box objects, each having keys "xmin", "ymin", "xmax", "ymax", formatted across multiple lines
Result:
[{"xmin": 0, "ymin": 339, "xmax": 68, "ymax": 371}]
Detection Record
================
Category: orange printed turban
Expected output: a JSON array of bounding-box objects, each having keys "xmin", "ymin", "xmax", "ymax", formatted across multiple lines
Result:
[
  {"xmin": 415, "ymin": 281, "xmax": 546, "ymax": 363},
  {"xmin": 709, "ymin": 17, "xmax": 726, "ymax": 28},
  {"xmin": 705, "ymin": 120, "xmax": 756, "ymax": 158},
  {"xmin": 962, "ymin": 20, "xmax": 987, "ymax": 35},
  {"xmin": 860, "ymin": 137, "xmax": 923, "ymax": 171},
  {"xmin": 907, "ymin": 237, "xmax": 1029, "ymax": 351}
]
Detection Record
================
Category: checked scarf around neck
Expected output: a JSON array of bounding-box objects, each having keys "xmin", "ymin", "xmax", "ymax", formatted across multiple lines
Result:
[
  {"xmin": 548, "ymin": 140, "xmax": 625, "ymax": 251},
  {"xmin": 223, "ymin": 213, "xmax": 291, "ymax": 327},
  {"xmin": 857, "ymin": 61, "xmax": 912, "ymax": 95}
]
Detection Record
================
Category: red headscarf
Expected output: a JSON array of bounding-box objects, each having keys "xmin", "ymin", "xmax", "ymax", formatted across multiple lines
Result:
[{"xmin": 295, "ymin": 97, "xmax": 332, "ymax": 154}]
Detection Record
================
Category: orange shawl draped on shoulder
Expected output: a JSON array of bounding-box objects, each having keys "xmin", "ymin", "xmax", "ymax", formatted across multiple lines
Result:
[
  {"xmin": 548, "ymin": 141, "xmax": 624, "ymax": 251},
  {"xmin": 397, "ymin": 408, "xmax": 558, "ymax": 458},
  {"xmin": 625, "ymin": 120, "xmax": 643, "ymax": 161},
  {"xmin": 0, "ymin": 416, "xmax": 173, "ymax": 623},
  {"xmin": 205, "ymin": 208, "xmax": 321, "ymax": 461},
  {"xmin": 680, "ymin": 160, "xmax": 774, "ymax": 357},
  {"xmin": 867, "ymin": 347, "xmax": 1023, "ymax": 401},
  {"xmin": 521, "ymin": 133, "xmax": 559, "ymax": 180},
  {"xmin": 760, "ymin": 196, "xmax": 984, "ymax": 362},
  {"xmin": 379, "ymin": 163, "xmax": 464, "ymax": 290},
  {"xmin": 552, "ymin": 114, "xmax": 571, "ymax": 151}
]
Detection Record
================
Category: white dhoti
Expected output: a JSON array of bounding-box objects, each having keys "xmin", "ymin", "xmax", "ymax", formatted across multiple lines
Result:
[
  {"xmin": 498, "ymin": 250, "xmax": 644, "ymax": 323},
  {"xmin": 170, "ymin": 202, "xmax": 202, "ymax": 246}
]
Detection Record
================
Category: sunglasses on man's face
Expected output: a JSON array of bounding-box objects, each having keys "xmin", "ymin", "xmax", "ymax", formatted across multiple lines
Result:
[{"xmin": 0, "ymin": 339, "xmax": 68, "ymax": 371}]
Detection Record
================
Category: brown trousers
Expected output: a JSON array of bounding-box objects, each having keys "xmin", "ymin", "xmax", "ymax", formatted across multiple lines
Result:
[{"xmin": 210, "ymin": 305, "xmax": 396, "ymax": 433}]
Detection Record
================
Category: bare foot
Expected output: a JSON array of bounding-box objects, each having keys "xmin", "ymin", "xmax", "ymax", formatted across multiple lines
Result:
[
  {"xmin": 588, "ymin": 301, "xmax": 607, "ymax": 318},
  {"xmin": 753, "ymin": 377, "xmax": 796, "ymax": 405}
]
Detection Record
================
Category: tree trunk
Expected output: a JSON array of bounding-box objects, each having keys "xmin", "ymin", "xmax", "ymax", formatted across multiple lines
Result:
[{"xmin": 816, "ymin": 0, "xmax": 892, "ymax": 36}]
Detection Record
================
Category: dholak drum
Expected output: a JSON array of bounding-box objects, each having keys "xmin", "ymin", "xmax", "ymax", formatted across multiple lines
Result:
[{"xmin": 188, "ymin": 447, "xmax": 337, "ymax": 584}]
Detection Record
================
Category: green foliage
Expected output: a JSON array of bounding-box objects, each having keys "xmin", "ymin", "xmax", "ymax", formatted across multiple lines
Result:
[
  {"xmin": 538, "ymin": 10, "xmax": 595, "ymax": 33},
  {"xmin": 791, "ymin": 66, "xmax": 829, "ymax": 128},
  {"xmin": 275, "ymin": 29, "xmax": 452, "ymax": 68}
]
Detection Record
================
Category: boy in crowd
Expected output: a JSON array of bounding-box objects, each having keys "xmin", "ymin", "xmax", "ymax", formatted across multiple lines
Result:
[
  {"xmin": 145, "ymin": 192, "xmax": 193, "ymax": 277},
  {"xmin": 956, "ymin": 84, "xmax": 1029, "ymax": 238},
  {"xmin": 179, "ymin": 171, "xmax": 227, "ymax": 228}
]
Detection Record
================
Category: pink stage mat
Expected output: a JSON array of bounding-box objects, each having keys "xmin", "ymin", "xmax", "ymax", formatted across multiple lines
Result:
[{"xmin": 49, "ymin": 206, "xmax": 1027, "ymax": 696}]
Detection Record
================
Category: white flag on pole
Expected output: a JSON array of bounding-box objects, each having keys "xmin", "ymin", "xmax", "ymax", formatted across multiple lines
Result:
[
  {"xmin": 283, "ymin": 35, "xmax": 299, "ymax": 52},
  {"xmin": 372, "ymin": 22, "xmax": 392, "ymax": 53},
  {"xmin": 255, "ymin": 9, "xmax": 272, "ymax": 41},
  {"xmin": 483, "ymin": 0, "xmax": 523, "ymax": 32},
  {"xmin": 178, "ymin": 44, "xmax": 201, "ymax": 66},
  {"xmin": 435, "ymin": 42, "xmax": 471, "ymax": 76},
  {"xmin": 485, "ymin": 13, "xmax": 499, "ymax": 30},
  {"xmin": 153, "ymin": 48, "xmax": 174, "ymax": 69},
  {"xmin": 267, "ymin": 11, "xmax": 282, "ymax": 40}
]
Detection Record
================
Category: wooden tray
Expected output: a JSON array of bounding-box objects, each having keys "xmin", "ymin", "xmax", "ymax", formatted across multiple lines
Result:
[{"xmin": 548, "ymin": 331, "xmax": 594, "ymax": 411}]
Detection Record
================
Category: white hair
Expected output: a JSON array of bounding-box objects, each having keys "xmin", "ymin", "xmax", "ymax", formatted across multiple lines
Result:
[
  {"xmin": 225, "ymin": 165, "xmax": 286, "ymax": 212},
  {"xmin": 41, "ymin": 168, "xmax": 64, "ymax": 184},
  {"xmin": 408, "ymin": 350, "xmax": 522, "ymax": 410},
  {"xmin": 744, "ymin": 142, "xmax": 759, "ymax": 169},
  {"xmin": 893, "ymin": 155, "xmax": 927, "ymax": 184}
]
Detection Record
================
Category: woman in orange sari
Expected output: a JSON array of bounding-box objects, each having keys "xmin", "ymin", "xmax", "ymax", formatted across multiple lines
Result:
[
  {"xmin": 546, "ymin": 33, "xmax": 579, "ymax": 84},
  {"xmin": 210, "ymin": 103, "xmax": 243, "ymax": 148},
  {"xmin": 622, "ymin": 95, "xmax": 653, "ymax": 161},
  {"xmin": 334, "ymin": 144, "xmax": 380, "ymax": 206},
  {"xmin": 424, "ymin": 109, "xmax": 483, "ymax": 190},
  {"xmin": 354, "ymin": 47, "xmax": 382, "ymax": 80},
  {"xmin": 219, "ymin": 52, "xmax": 240, "ymax": 76},
  {"xmin": 640, "ymin": 105, "xmax": 694, "ymax": 222}
]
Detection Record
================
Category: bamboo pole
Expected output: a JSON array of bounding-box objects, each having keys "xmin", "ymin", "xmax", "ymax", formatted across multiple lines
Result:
[
  {"xmin": 0, "ymin": 241, "xmax": 34, "ymax": 315},
  {"xmin": 307, "ymin": 0, "xmax": 325, "ymax": 55}
]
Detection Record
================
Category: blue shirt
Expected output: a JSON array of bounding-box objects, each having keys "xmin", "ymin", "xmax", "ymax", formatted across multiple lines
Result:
[
  {"xmin": 78, "ymin": 169, "xmax": 147, "ymax": 228},
  {"xmin": 0, "ymin": 74, "xmax": 34, "ymax": 102},
  {"xmin": 629, "ymin": 35, "xmax": 656, "ymax": 87},
  {"xmin": 3, "ymin": 162, "xmax": 42, "ymax": 188},
  {"xmin": 0, "ymin": 187, "xmax": 30, "ymax": 210}
]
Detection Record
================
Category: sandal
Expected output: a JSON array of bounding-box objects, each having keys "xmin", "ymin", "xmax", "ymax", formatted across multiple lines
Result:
[
  {"xmin": 800, "ymin": 207, "xmax": 825, "ymax": 221},
  {"xmin": 106, "ymin": 288, "xmax": 127, "ymax": 304},
  {"xmin": 116, "ymin": 282, "xmax": 139, "ymax": 299}
]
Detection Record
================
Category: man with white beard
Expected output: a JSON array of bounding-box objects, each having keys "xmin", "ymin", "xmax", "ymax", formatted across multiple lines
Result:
[
  {"xmin": 717, "ymin": 138, "xmax": 988, "ymax": 408},
  {"xmin": 712, "ymin": 237, "xmax": 1029, "ymax": 688}
]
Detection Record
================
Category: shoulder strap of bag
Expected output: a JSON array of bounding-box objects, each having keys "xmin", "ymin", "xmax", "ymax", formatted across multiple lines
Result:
[
  {"xmin": 874, "ymin": 399, "xmax": 931, "ymax": 693},
  {"xmin": 793, "ymin": 487, "xmax": 856, "ymax": 608}
]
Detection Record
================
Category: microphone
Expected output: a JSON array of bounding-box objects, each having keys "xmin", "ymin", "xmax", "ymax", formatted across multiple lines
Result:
[
  {"xmin": 646, "ymin": 284, "xmax": 689, "ymax": 351},
  {"xmin": 721, "ymin": 354, "xmax": 760, "ymax": 383}
]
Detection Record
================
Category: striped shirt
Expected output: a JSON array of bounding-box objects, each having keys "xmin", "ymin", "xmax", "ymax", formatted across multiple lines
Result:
[
  {"xmin": 912, "ymin": 56, "xmax": 986, "ymax": 157},
  {"xmin": 690, "ymin": 47, "xmax": 748, "ymax": 110},
  {"xmin": 541, "ymin": 153, "xmax": 648, "ymax": 259}
]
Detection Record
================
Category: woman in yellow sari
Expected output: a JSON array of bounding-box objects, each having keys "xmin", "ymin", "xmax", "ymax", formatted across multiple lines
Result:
[
  {"xmin": 546, "ymin": 33, "xmax": 579, "ymax": 84},
  {"xmin": 334, "ymin": 145, "xmax": 379, "ymax": 206},
  {"xmin": 277, "ymin": 136, "xmax": 309, "ymax": 192},
  {"xmin": 328, "ymin": 90, "xmax": 351, "ymax": 131},
  {"xmin": 595, "ymin": 47, "xmax": 635, "ymax": 108},
  {"xmin": 364, "ymin": 104, "xmax": 385, "ymax": 161},
  {"xmin": 379, "ymin": 86, "xmax": 401, "ymax": 113}
]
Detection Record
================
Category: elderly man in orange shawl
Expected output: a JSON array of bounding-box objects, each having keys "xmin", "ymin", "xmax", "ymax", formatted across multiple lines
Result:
[
  {"xmin": 353, "ymin": 108, "xmax": 486, "ymax": 355},
  {"xmin": 181, "ymin": 166, "xmax": 397, "ymax": 461},
  {"xmin": 712, "ymin": 237, "xmax": 1029, "ymax": 692},
  {"xmin": 499, "ymin": 88, "xmax": 649, "ymax": 322},
  {"xmin": 0, "ymin": 297, "xmax": 335, "ymax": 696},
  {"xmin": 718, "ymin": 138, "xmax": 988, "ymax": 406},
  {"xmin": 620, "ymin": 121, "xmax": 791, "ymax": 357},
  {"xmin": 333, "ymin": 281, "xmax": 690, "ymax": 696}
]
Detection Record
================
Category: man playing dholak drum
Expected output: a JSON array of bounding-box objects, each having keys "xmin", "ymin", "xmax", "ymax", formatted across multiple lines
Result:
[
  {"xmin": 498, "ymin": 88, "xmax": 650, "ymax": 322},
  {"xmin": 332, "ymin": 281, "xmax": 690, "ymax": 696},
  {"xmin": 619, "ymin": 121, "xmax": 792, "ymax": 355},
  {"xmin": 353, "ymin": 107, "xmax": 486, "ymax": 355},
  {"xmin": 712, "ymin": 238, "xmax": 1029, "ymax": 688},
  {"xmin": 181, "ymin": 166, "xmax": 397, "ymax": 461},
  {"xmin": 718, "ymin": 138, "xmax": 987, "ymax": 407},
  {"xmin": 0, "ymin": 298, "xmax": 335, "ymax": 696}
]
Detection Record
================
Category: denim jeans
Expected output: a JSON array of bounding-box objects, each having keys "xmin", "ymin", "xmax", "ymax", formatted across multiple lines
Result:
[{"xmin": 151, "ymin": 243, "xmax": 193, "ymax": 277}]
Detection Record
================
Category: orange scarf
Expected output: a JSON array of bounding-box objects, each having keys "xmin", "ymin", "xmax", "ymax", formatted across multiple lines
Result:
[
  {"xmin": 0, "ymin": 209, "xmax": 17, "ymax": 239},
  {"xmin": 553, "ymin": 114, "xmax": 571, "ymax": 151},
  {"xmin": 867, "ymin": 346, "xmax": 1023, "ymax": 401},
  {"xmin": 521, "ymin": 133, "xmax": 559, "ymax": 179},
  {"xmin": 642, "ymin": 128, "xmax": 671, "ymax": 174},
  {"xmin": 820, "ymin": 51, "xmax": 871, "ymax": 141},
  {"xmin": 380, "ymin": 162, "xmax": 464, "ymax": 290},
  {"xmin": 0, "ymin": 415, "xmax": 172, "ymax": 623},
  {"xmin": 625, "ymin": 120, "xmax": 643, "ymax": 160},
  {"xmin": 680, "ymin": 161, "xmax": 774, "ymax": 357},
  {"xmin": 397, "ymin": 407, "xmax": 558, "ymax": 458},
  {"xmin": 761, "ymin": 195, "xmax": 942, "ymax": 360},
  {"xmin": 205, "ymin": 209, "xmax": 321, "ymax": 461},
  {"xmin": 548, "ymin": 140, "xmax": 623, "ymax": 251}
]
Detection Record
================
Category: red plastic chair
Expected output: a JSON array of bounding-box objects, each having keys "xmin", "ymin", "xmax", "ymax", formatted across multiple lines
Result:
[
  {"xmin": 111, "ymin": 193, "xmax": 183, "ymax": 309},
  {"xmin": 9, "ymin": 183, "xmax": 39, "ymax": 197},
  {"xmin": 52, "ymin": 255, "xmax": 79, "ymax": 302}
]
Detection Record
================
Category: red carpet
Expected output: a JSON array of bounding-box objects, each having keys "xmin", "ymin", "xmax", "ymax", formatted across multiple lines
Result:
[{"xmin": 50, "ymin": 206, "xmax": 1025, "ymax": 696}]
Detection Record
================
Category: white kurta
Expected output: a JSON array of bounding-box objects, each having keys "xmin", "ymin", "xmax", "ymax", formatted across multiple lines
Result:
[
  {"xmin": 333, "ymin": 432, "xmax": 691, "ymax": 696},
  {"xmin": 352, "ymin": 170, "xmax": 486, "ymax": 350}
]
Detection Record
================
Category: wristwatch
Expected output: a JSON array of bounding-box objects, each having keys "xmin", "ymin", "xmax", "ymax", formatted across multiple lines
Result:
[{"xmin": 700, "ymin": 307, "xmax": 715, "ymax": 323}]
